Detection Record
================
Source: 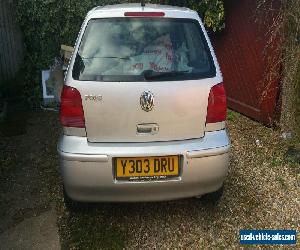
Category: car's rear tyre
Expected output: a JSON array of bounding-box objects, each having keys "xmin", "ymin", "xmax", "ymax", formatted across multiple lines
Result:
[{"xmin": 200, "ymin": 185, "xmax": 224, "ymax": 204}]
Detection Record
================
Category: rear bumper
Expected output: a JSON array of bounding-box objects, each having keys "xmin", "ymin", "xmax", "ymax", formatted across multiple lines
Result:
[{"xmin": 58, "ymin": 130, "xmax": 230, "ymax": 202}]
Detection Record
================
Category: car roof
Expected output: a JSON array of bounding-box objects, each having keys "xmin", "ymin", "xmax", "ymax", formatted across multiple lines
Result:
[
  {"xmin": 87, "ymin": 3, "xmax": 198, "ymax": 19},
  {"xmin": 95, "ymin": 3, "xmax": 192, "ymax": 12}
]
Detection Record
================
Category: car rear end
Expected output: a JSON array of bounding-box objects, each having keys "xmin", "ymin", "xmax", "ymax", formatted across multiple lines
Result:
[{"xmin": 57, "ymin": 4, "xmax": 230, "ymax": 202}]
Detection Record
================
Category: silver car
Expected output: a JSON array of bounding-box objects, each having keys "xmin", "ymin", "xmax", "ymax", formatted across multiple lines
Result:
[{"xmin": 57, "ymin": 4, "xmax": 230, "ymax": 209}]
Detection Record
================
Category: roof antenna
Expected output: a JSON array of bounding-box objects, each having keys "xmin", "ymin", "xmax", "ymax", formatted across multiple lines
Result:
[{"xmin": 141, "ymin": 0, "xmax": 145, "ymax": 7}]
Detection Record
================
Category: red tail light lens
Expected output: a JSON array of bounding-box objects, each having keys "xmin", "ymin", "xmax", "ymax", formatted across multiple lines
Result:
[
  {"xmin": 60, "ymin": 86, "xmax": 85, "ymax": 128},
  {"xmin": 124, "ymin": 12, "xmax": 165, "ymax": 17},
  {"xmin": 206, "ymin": 83, "xmax": 227, "ymax": 123}
]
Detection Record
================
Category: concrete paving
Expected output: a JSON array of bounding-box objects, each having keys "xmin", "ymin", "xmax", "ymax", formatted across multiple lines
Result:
[{"xmin": 0, "ymin": 208, "xmax": 60, "ymax": 250}]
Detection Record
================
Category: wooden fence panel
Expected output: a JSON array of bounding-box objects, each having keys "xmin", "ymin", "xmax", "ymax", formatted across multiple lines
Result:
[
  {"xmin": 211, "ymin": 0, "xmax": 281, "ymax": 125},
  {"xmin": 0, "ymin": 0, "xmax": 24, "ymax": 82}
]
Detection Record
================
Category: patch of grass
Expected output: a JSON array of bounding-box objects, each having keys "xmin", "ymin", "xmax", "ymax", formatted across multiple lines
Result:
[
  {"xmin": 271, "ymin": 157, "xmax": 282, "ymax": 166},
  {"xmin": 227, "ymin": 109, "xmax": 240, "ymax": 121},
  {"xmin": 294, "ymin": 78, "xmax": 300, "ymax": 138},
  {"xmin": 59, "ymin": 209, "xmax": 126, "ymax": 249},
  {"xmin": 284, "ymin": 143, "xmax": 300, "ymax": 175},
  {"xmin": 0, "ymin": 148, "xmax": 18, "ymax": 177},
  {"xmin": 276, "ymin": 176, "xmax": 287, "ymax": 190}
]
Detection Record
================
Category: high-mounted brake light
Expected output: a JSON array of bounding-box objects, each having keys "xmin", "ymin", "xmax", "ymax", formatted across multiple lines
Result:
[
  {"xmin": 124, "ymin": 12, "xmax": 165, "ymax": 17},
  {"xmin": 60, "ymin": 85, "xmax": 85, "ymax": 128},
  {"xmin": 206, "ymin": 83, "xmax": 227, "ymax": 124}
]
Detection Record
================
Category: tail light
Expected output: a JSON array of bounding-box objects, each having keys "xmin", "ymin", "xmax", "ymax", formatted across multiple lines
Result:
[
  {"xmin": 60, "ymin": 86, "xmax": 85, "ymax": 128},
  {"xmin": 206, "ymin": 83, "xmax": 227, "ymax": 124}
]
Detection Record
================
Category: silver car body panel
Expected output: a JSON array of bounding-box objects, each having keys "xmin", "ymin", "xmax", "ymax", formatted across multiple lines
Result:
[
  {"xmin": 71, "ymin": 79, "xmax": 214, "ymax": 142},
  {"xmin": 58, "ymin": 130, "xmax": 229, "ymax": 157},
  {"xmin": 58, "ymin": 130, "xmax": 230, "ymax": 202}
]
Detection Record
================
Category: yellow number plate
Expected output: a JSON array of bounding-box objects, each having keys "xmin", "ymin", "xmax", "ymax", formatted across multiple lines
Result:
[{"xmin": 115, "ymin": 155, "xmax": 180, "ymax": 180}]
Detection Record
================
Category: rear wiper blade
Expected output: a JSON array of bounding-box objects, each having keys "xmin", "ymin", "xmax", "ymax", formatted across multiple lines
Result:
[
  {"xmin": 81, "ymin": 56, "xmax": 131, "ymax": 60},
  {"xmin": 142, "ymin": 70, "xmax": 189, "ymax": 80}
]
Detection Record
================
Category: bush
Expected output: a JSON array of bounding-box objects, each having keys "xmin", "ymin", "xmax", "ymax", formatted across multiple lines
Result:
[{"xmin": 16, "ymin": 0, "xmax": 224, "ymax": 106}]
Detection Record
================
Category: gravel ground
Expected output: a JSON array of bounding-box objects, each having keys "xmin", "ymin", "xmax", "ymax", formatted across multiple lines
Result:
[{"xmin": 1, "ymin": 110, "xmax": 299, "ymax": 249}]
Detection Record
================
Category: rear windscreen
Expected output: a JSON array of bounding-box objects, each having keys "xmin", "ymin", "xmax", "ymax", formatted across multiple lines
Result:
[{"xmin": 72, "ymin": 18, "xmax": 216, "ymax": 82}]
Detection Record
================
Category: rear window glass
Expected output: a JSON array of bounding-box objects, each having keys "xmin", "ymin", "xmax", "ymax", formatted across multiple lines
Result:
[{"xmin": 72, "ymin": 18, "xmax": 216, "ymax": 82}]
